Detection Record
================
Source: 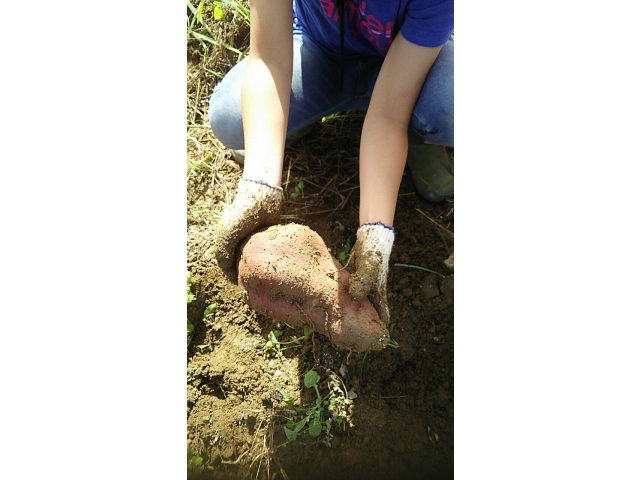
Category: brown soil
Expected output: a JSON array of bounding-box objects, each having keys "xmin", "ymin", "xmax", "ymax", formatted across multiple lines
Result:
[{"xmin": 188, "ymin": 118, "xmax": 454, "ymax": 480}]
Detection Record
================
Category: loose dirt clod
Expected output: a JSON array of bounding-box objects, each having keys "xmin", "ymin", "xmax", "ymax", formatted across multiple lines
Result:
[{"xmin": 237, "ymin": 223, "xmax": 389, "ymax": 352}]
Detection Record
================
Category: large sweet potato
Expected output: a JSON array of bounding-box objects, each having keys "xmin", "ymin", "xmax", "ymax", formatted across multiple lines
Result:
[{"xmin": 237, "ymin": 224, "xmax": 388, "ymax": 352}]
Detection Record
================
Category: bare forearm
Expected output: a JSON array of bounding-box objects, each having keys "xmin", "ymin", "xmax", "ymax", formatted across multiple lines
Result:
[
  {"xmin": 240, "ymin": 0, "xmax": 293, "ymax": 186},
  {"xmin": 359, "ymin": 114, "xmax": 408, "ymax": 226},
  {"xmin": 241, "ymin": 59, "xmax": 291, "ymax": 185},
  {"xmin": 358, "ymin": 33, "xmax": 442, "ymax": 226}
]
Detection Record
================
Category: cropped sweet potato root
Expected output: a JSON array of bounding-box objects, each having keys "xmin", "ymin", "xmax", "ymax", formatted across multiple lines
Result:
[{"xmin": 237, "ymin": 224, "xmax": 388, "ymax": 352}]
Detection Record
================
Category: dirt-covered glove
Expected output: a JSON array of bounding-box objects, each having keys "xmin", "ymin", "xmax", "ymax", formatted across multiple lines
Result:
[
  {"xmin": 347, "ymin": 222, "xmax": 395, "ymax": 325},
  {"xmin": 213, "ymin": 177, "xmax": 283, "ymax": 282}
]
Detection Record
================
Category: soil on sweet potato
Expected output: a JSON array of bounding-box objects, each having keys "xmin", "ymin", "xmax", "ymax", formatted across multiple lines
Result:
[{"xmin": 187, "ymin": 121, "xmax": 454, "ymax": 480}]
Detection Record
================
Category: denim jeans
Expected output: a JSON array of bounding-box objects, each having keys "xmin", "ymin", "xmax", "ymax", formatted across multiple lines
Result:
[{"xmin": 209, "ymin": 32, "xmax": 453, "ymax": 150}]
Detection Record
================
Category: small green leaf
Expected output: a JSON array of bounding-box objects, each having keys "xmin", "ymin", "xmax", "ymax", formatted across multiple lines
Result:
[
  {"xmin": 297, "ymin": 181, "xmax": 305, "ymax": 190},
  {"xmin": 187, "ymin": 322, "xmax": 194, "ymax": 335},
  {"xmin": 203, "ymin": 304, "xmax": 216, "ymax": 318},
  {"xmin": 304, "ymin": 370, "xmax": 320, "ymax": 388},
  {"xmin": 308, "ymin": 417, "xmax": 322, "ymax": 437},
  {"xmin": 213, "ymin": 4, "xmax": 225, "ymax": 20},
  {"xmin": 268, "ymin": 374, "xmax": 297, "ymax": 407},
  {"xmin": 291, "ymin": 417, "xmax": 308, "ymax": 438},
  {"xmin": 187, "ymin": 288, "xmax": 196, "ymax": 304},
  {"xmin": 303, "ymin": 327, "xmax": 312, "ymax": 340},
  {"xmin": 190, "ymin": 30, "xmax": 217, "ymax": 45},
  {"xmin": 284, "ymin": 425, "xmax": 297, "ymax": 440},
  {"xmin": 196, "ymin": 0, "xmax": 204, "ymax": 22},
  {"xmin": 338, "ymin": 236, "xmax": 352, "ymax": 266},
  {"xmin": 187, "ymin": 273, "xmax": 196, "ymax": 304},
  {"xmin": 265, "ymin": 331, "xmax": 282, "ymax": 352}
]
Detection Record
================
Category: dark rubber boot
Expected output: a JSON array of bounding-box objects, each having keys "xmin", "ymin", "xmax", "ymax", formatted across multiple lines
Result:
[{"xmin": 406, "ymin": 132, "xmax": 454, "ymax": 203}]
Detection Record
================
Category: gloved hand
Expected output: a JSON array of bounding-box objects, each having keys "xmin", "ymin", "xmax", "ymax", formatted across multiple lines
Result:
[
  {"xmin": 347, "ymin": 222, "xmax": 395, "ymax": 325},
  {"xmin": 213, "ymin": 177, "xmax": 284, "ymax": 282}
]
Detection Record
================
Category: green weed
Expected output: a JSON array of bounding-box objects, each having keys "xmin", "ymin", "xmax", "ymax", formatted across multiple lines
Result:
[
  {"xmin": 187, "ymin": 273, "xmax": 196, "ymax": 339},
  {"xmin": 187, "ymin": 444, "xmax": 204, "ymax": 475},
  {"xmin": 273, "ymin": 370, "xmax": 348, "ymax": 447},
  {"xmin": 337, "ymin": 236, "xmax": 352, "ymax": 266},
  {"xmin": 289, "ymin": 181, "xmax": 305, "ymax": 199},
  {"xmin": 263, "ymin": 328, "xmax": 312, "ymax": 355},
  {"xmin": 360, "ymin": 350, "xmax": 369, "ymax": 372},
  {"xmin": 263, "ymin": 330, "xmax": 283, "ymax": 355},
  {"xmin": 302, "ymin": 327, "xmax": 313, "ymax": 341},
  {"xmin": 387, "ymin": 323, "xmax": 399, "ymax": 349},
  {"xmin": 187, "ymin": 151, "xmax": 214, "ymax": 178},
  {"xmin": 187, "ymin": 0, "xmax": 217, "ymax": 49},
  {"xmin": 203, "ymin": 303, "xmax": 217, "ymax": 319},
  {"xmin": 436, "ymin": 229, "xmax": 451, "ymax": 256},
  {"xmin": 187, "ymin": 272, "xmax": 196, "ymax": 304},
  {"xmin": 203, "ymin": 67, "xmax": 225, "ymax": 79},
  {"xmin": 394, "ymin": 262, "xmax": 445, "ymax": 278}
]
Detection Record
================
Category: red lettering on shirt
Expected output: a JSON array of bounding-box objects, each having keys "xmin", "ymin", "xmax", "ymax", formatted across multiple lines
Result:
[
  {"xmin": 320, "ymin": 0, "xmax": 334, "ymax": 19},
  {"xmin": 385, "ymin": 21, "xmax": 394, "ymax": 39},
  {"xmin": 367, "ymin": 14, "xmax": 383, "ymax": 36},
  {"xmin": 358, "ymin": 18, "xmax": 374, "ymax": 41},
  {"xmin": 345, "ymin": 2, "xmax": 358, "ymax": 23},
  {"xmin": 316, "ymin": 0, "xmax": 395, "ymax": 53}
]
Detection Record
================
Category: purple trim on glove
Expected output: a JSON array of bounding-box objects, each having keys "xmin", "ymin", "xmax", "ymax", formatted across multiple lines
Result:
[
  {"xmin": 240, "ymin": 177, "xmax": 283, "ymax": 192},
  {"xmin": 361, "ymin": 221, "xmax": 395, "ymax": 233}
]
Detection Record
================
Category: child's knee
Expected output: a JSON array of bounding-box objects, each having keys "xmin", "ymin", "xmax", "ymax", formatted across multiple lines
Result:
[
  {"xmin": 207, "ymin": 61, "xmax": 247, "ymax": 149},
  {"xmin": 412, "ymin": 106, "xmax": 454, "ymax": 147},
  {"xmin": 411, "ymin": 40, "xmax": 454, "ymax": 146},
  {"xmin": 208, "ymin": 88, "xmax": 244, "ymax": 150}
]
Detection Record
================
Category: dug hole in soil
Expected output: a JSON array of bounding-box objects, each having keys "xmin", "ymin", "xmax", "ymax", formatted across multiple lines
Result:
[{"xmin": 187, "ymin": 115, "xmax": 454, "ymax": 480}]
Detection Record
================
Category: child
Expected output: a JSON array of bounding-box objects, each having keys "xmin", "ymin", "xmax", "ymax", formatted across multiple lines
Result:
[{"xmin": 209, "ymin": 0, "xmax": 453, "ymax": 323}]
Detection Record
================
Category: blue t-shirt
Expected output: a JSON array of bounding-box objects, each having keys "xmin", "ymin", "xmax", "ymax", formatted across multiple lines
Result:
[{"xmin": 293, "ymin": 0, "xmax": 454, "ymax": 58}]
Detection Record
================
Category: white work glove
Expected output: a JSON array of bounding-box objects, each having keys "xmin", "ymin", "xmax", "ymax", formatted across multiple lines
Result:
[
  {"xmin": 213, "ymin": 177, "xmax": 283, "ymax": 282},
  {"xmin": 347, "ymin": 222, "xmax": 395, "ymax": 325}
]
